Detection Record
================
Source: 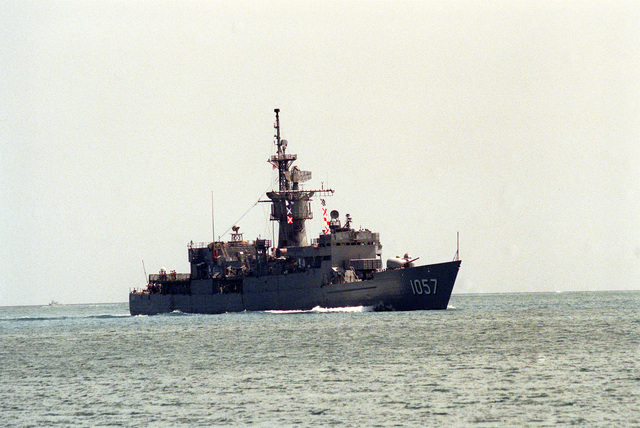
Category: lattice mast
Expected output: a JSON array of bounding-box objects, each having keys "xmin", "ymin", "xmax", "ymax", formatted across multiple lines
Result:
[{"xmin": 267, "ymin": 109, "xmax": 333, "ymax": 248}]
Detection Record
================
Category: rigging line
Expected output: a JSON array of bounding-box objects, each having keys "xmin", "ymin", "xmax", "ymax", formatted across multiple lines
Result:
[{"xmin": 220, "ymin": 183, "xmax": 273, "ymax": 239}]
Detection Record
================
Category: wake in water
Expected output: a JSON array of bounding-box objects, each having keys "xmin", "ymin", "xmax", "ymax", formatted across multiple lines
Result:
[{"xmin": 266, "ymin": 305, "xmax": 375, "ymax": 314}]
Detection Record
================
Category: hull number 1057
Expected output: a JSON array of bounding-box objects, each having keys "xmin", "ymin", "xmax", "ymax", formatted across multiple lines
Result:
[{"xmin": 410, "ymin": 279, "xmax": 437, "ymax": 295}]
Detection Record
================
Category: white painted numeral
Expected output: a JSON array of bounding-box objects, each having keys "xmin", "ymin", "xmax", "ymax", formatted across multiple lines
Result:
[{"xmin": 410, "ymin": 279, "xmax": 437, "ymax": 295}]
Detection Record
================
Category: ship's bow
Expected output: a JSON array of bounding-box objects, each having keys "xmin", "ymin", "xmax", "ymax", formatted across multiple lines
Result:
[{"xmin": 375, "ymin": 260, "xmax": 461, "ymax": 311}]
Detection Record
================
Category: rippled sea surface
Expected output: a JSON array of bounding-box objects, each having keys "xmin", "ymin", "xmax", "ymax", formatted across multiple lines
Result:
[{"xmin": 1, "ymin": 291, "xmax": 639, "ymax": 427}]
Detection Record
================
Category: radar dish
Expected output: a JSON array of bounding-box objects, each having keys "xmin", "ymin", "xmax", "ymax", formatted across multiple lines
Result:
[
  {"xmin": 292, "ymin": 169, "xmax": 312, "ymax": 183},
  {"xmin": 330, "ymin": 210, "xmax": 339, "ymax": 220}
]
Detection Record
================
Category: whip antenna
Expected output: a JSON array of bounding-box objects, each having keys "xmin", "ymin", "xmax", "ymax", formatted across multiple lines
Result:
[
  {"xmin": 211, "ymin": 191, "xmax": 215, "ymax": 243},
  {"xmin": 453, "ymin": 232, "xmax": 460, "ymax": 261}
]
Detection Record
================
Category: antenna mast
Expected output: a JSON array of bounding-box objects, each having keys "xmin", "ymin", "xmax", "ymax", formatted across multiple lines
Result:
[
  {"xmin": 273, "ymin": 108, "xmax": 291, "ymax": 191},
  {"xmin": 266, "ymin": 108, "xmax": 334, "ymax": 248},
  {"xmin": 211, "ymin": 191, "xmax": 215, "ymax": 243},
  {"xmin": 275, "ymin": 108, "xmax": 281, "ymax": 150}
]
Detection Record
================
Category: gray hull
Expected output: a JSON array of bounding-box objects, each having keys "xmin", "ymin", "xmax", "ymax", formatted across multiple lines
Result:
[
  {"xmin": 130, "ymin": 110, "xmax": 462, "ymax": 316},
  {"xmin": 129, "ymin": 261, "xmax": 460, "ymax": 315}
]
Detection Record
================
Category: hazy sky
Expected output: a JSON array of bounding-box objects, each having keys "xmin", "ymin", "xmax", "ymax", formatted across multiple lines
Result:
[{"xmin": 2, "ymin": 1, "xmax": 639, "ymax": 306}]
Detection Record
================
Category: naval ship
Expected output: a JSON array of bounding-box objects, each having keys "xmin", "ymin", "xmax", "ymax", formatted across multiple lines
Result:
[{"xmin": 130, "ymin": 109, "xmax": 461, "ymax": 315}]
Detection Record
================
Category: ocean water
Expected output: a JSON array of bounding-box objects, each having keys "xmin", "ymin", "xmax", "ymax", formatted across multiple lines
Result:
[{"xmin": 1, "ymin": 291, "xmax": 638, "ymax": 427}]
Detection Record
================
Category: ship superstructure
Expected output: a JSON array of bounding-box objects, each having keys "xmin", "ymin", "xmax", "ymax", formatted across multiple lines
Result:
[{"xmin": 130, "ymin": 110, "xmax": 460, "ymax": 315}]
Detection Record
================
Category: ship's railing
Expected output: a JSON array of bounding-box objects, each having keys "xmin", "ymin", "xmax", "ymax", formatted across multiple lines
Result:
[
  {"xmin": 149, "ymin": 273, "xmax": 191, "ymax": 282},
  {"xmin": 270, "ymin": 153, "xmax": 297, "ymax": 162},
  {"xmin": 188, "ymin": 241, "xmax": 211, "ymax": 249}
]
